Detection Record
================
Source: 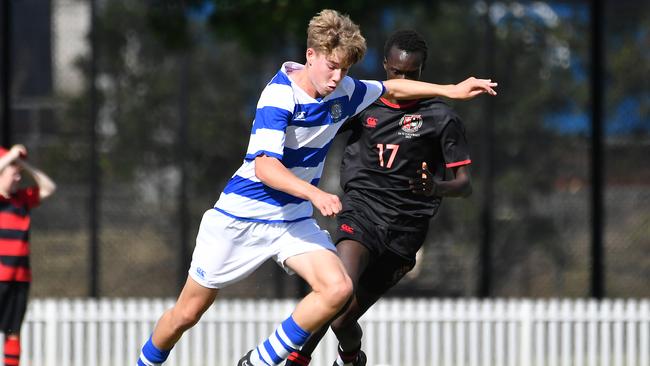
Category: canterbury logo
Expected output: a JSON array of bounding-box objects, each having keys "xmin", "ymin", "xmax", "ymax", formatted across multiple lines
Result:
[
  {"xmin": 294, "ymin": 111, "xmax": 306, "ymax": 121},
  {"xmin": 364, "ymin": 116, "xmax": 378, "ymax": 128},
  {"xmin": 340, "ymin": 224, "xmax": 355, "ymax": 234}
]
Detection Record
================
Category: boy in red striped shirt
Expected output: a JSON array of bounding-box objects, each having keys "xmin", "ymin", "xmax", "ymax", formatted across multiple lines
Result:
[{"xmin": 0, "ymin": 144, "xmax": 56, "ymax": 366}]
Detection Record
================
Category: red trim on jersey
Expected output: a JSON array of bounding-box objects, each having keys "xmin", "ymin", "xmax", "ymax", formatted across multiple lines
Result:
[
  {"xmin": 0, "ymin": 239, "xmax": 29, "ymax": 256},
  {"xmin": 0, "ymin": 262, "xmax": 31, "ymax": 282},
  {"xmin": 446, "ymin": 159, "xmax": 472, "ymax": 168},
  {"xmin": 0, "ymin": 212, "xmax": 30, "ymax": 231},
  {"xmin": 379, "ymin": 97, "xmax": 420, "ymax": 109}
]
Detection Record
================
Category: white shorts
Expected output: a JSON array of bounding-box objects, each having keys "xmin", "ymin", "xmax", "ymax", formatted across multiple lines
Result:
[{"xmin": 188, "ymin": 209, "xmax": 336, "ymax": 289}]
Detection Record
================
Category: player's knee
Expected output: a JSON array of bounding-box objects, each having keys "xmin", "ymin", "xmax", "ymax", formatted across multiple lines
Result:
[
  {"xmin": 323, "ymin": 273, "xmax": 353, "ymax": 309},
  {"xmin": 171, "ymin": 306, "xmax": 202, "ymax": 331}
]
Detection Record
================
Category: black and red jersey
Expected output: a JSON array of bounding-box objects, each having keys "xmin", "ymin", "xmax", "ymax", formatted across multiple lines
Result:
[
  {"xmin": 0, "ymin": 187, "xmax": 40, "ymax": 282},
  {"xmin": 339, "ymin": 97, "xmax": 470, "ymax": 228}
]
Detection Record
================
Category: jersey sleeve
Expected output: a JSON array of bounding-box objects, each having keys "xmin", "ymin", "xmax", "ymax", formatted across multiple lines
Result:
[
  {"xmin": 18, "ymin": 186, "xmax": 41, "ymax": 209},
  {"xmin": 441, "ymin": 119, "xmax": 472, "ymax": 168},
  {"xmin": 244, "ymin": 82, "xmax": 295, "ymax": 161},
  {"xmin": 337, "ymin": 113, "xmax": 359, "ymax": 136},
  {"xmin": 348, "ymin": 79, "xmax": 385, "ymax": 118}
]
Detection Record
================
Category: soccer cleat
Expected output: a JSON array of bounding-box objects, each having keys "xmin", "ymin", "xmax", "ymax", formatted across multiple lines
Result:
[
  {"xmin": 356, "ymin": 351, "xmax": 367, "ymax": 366},
  {"xmin": 332, "ymin": 350, "xmax": 366, "ymax": 366},
  {"xmin": 237, "ymin": 350, "xmax": 254, "ymax": 366}
]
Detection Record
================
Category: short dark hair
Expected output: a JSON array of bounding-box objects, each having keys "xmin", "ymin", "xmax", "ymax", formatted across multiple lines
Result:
[{"xmin": 383, "ymin": 30, "xmax": 428, "ymax": 69}]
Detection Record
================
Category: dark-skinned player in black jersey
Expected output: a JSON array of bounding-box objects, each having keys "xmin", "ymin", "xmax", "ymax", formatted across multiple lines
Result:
[{"xmin": 285, "ymin": 29, "xmax": 474, "ymax": 366}]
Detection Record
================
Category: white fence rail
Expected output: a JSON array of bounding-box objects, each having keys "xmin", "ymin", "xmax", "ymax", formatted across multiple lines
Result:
[{"xmin": 8, "ymin": 298, "xmax": 650, "ymax": 366}]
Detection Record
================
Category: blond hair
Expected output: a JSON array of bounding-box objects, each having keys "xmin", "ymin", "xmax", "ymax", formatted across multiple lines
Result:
[{"xmin": 307, "ymin": 9, "xmax": 366, "ymax": 66}]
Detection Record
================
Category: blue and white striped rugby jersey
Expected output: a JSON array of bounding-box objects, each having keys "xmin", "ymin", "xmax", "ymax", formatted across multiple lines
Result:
[{"xmin": 215, "ymin": 61, "xmax": 385, "ymax": 223}]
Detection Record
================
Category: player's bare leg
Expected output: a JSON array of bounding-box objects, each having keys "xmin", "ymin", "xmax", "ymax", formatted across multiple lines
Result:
[
  {"xmin": 138, "ymin": 277, "xmax": 218, "ymax": 365},
  {"xmin": 329, "ymin": 241, "xmax": 376, "ymax": 366},
  {"xmin": 286, "ymin": 240, "xmax": 371, "ymax": 366},
  {"xmin": 328, "ymin": 284, "xmax": 380, "ymax": 366},
  {"xmin": 286, "ymin": 249, "xmax": 354, "ymax": 330},
  {"xmin": 238, "ymin": 249, "xmax": 353, "ymax": 366}
]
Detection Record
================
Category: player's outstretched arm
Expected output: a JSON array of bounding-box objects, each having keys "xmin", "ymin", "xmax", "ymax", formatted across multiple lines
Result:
[{"xmin": 383, "ymin": 77, "xmax": 497, "ymax": 101}]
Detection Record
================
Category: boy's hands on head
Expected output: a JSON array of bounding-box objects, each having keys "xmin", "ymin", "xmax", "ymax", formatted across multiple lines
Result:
[
  {"xmin": 449, "ymin": 77, "xmax": 498, "ymax": 99},
  {"xmin": 9, "ymin": 144, "xmax": 27, "ymax": 160},
  {"xmin": 409, "ymin": 162, "xmax": 439, "ymax": 197}
]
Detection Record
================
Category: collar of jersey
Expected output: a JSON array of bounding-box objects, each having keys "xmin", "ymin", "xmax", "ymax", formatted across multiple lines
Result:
[{"xmin": 379, "ymin": 97, "xmax": 421, "ymax": 109}]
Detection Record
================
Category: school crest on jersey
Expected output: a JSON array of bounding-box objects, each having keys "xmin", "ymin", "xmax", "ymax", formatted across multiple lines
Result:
[
  {"xmin": 398, "ymin": 114, "xmax": 423, "ymax": 138},
  {"xmin": 330, "ymin": 102, "xmax": 343, "ymax": 122}
]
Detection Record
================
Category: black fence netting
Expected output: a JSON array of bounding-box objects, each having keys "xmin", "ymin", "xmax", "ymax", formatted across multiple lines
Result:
[{"xmin": 3, "ymin": 0, "xmax": 648, "ymax": 298}]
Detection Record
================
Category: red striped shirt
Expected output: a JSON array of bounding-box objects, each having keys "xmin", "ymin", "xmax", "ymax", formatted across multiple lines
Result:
[{"xmin": 0, "ymin": 187, "xmax": 40, "ymax": 282}]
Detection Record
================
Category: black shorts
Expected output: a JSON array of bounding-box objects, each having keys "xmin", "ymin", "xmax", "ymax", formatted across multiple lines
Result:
[
  {"xmin": 0, "ymin": 282, "xmax": 30, "ymax": 334},
  {"xmin": 335, "ymin": 209, "xmax": 428, "ymax": 295}
]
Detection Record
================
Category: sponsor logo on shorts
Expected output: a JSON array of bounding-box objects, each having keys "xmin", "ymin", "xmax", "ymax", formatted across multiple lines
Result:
[
  {"xmin": 340, "ymin": 223, "xmax": 355, "ymax": 234},
  {"xmin": 196, "ymin": 267, "xmax": 206, "ymax": 279}
]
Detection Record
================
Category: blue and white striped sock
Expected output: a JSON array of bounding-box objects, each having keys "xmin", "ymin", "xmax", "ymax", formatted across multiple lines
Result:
[
  {"xmin": 250, "ymin": 315, "xmax": 311, "ymax": 366},
  {"xmin": 137, "ymin": 335, "xmax": 171, "ymax": 366}
]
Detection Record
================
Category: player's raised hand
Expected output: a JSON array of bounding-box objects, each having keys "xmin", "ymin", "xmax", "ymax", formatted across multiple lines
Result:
[
  {"xmin": 310, "ymin": 189, "xmax": 342, "ymax": 217},
  {"xmin": 409, "ymin": 162, "xmax": 439, "ymax": 197},
  {"xmin": 9, "ymin": 144, "xmax": 27, "ymax": 160},
  {"xmin": 449, "ymin": 77, "xmax": 498, "ymax": 99}
]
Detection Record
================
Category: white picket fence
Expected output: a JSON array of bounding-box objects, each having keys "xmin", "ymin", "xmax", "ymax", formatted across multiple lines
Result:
[{"xmin": 6, "ymin": 298, "xmax": 649, "ymax": 366}]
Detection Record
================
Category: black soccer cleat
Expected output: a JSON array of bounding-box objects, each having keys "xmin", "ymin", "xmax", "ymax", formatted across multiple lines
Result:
[
  {"xmin": 332, "ymin": 350, "xmax": 367, "ymax": 366},
  {"xmin": 356, "ymin": 351, "xmax": 367, "ymax": 366},
  {"xmin": 237, "ymin": 350, "xmax": 254, "ymax": 366}
]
